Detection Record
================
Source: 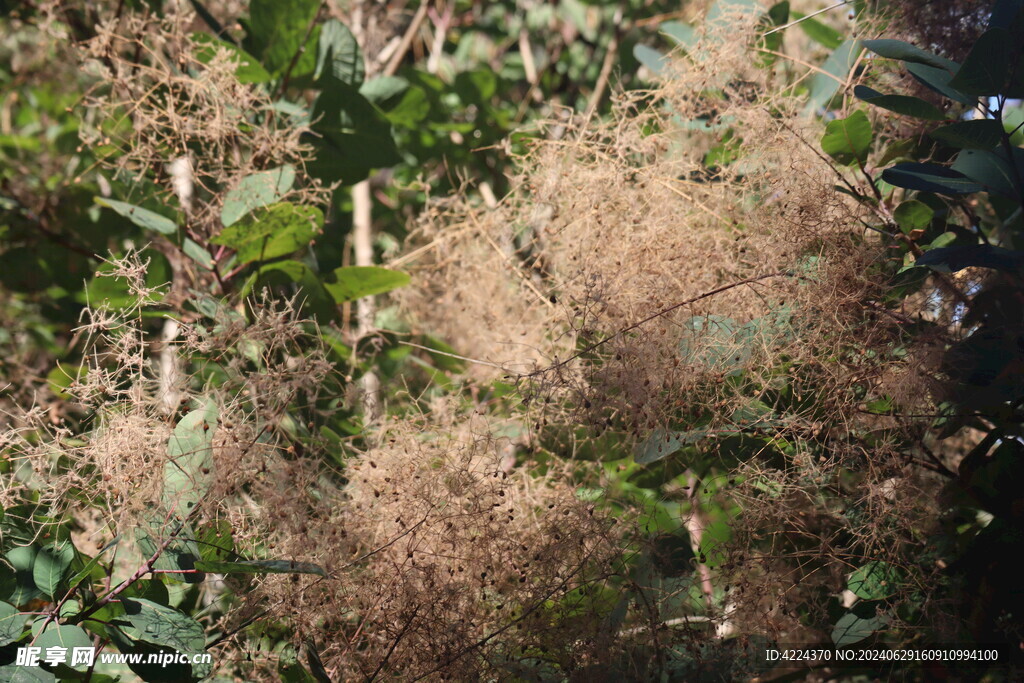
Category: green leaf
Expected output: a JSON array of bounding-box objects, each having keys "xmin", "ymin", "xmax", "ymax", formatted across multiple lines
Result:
[
  {"xmin": 881, "ymin": 163, "xmax": 984, "ymax": 194},
  {"xmin": 244, "ymin": 0, "xmax": 320, "ymax": 76},
  {"xmin": 94, "ymin": 198, "xmax": 176, "ymax": 235},
  {"xmin": 34, "ymin": 622, "xmax": 92, "ymax": 653},
  {"xmin": 315, "ymin": 19, "xmax": 364, "ymax": 87},
  {"xmin": 197, "ymin": 520, "xmax": 234, "ymax": 563},
  {"xmin": 707, "ymin": 0, "xmax": 760, "ymax": 24},
  {"xmin": 380, "ymin": 86, "xmax": 430, "ymax": 128},
  {"xmin": 831, "ymin": 611, "xmax": 887, "ymax": 647},
  {"xmin": 163, "ymin": 400, "xmax": 217, "ymax": 514},
  {"xmin": 848, "ymin": 561, "xmax": 903, "ymax": 600},
  {"xmin": 0, "ymin": 664, "xmax": 54, "ymax": 681},
  {"xmin": 359, "ymin": 75, "xmax": 409, "ymax": 103},
  {"xmin": 0, "ymin": 601, "xmax": 26, "ymax": 646},
  {"xmin": 193, "ymin": 559, "xmax": 326, "ymax": 576},
  {"xmin": 46, "ymin": 364, "xmax": 85, "ymax": 399},
  {"xmin": 221, "ymin": 166, "xmax": 296, "ymax": 228},
  {"xmin": 242, "ymin": 259, "xmax": 337, "ymax": 321},
  {"xmin": 1004, "ymin": 106, "xmax": 1024, "ymax": 145},
  {"xmin": 213, "ymin": 202, "xmax": 322, "ymax": 265},
  {"xmin": 106, "ymin": 625, "xmax": 203, "ymax": 681},
  {"xmin": 853, "ymin": 85, "xmax": 945, "ymax": 120},
  {"xmin": 926, "ymin": 231, "xmax": 957, "ymax": 250},
  {"xmin": 633, "ymin": 44, "xmax": 668, "ymax": 77},
  {"xmin": 792, "ymin": 12, "xmax": 842, "ymax": 49},
  {"xmin": 136, "ymin": 517, "xmax": 202, "ymax": 581},
  {"xmin": 806, "ymin": 39, "xmax": 861, "ymax": 113},
  {"xmin": 182, "ymin": 238, "xmax": 215, "ymax": 270},
  {"xmin": 305, "ymin": 638, "xmax": 333, "ymax": 683},
  {"xmin": 755, "ymin": 2, "xmax": 789, "ymax": 67},
  {"xmin": 660, "ymin": 21, "xmax": 697, "ymax": 49},
  {"xmin": 916, "ymin": 244, "xmax": 1024, "ymax": 273},
  {"xmin": 65, "ymin": 537, "xmax": 118, "ymax": 591},
  {"xmin": 279, "ymin": 645, "xmax": 318, "ymax": 683},
  {"xmin": 951, "ymin": 148, "xmax": 1018, "ymax": 198},
  {"xmin": 190, "ymin": 32, "xmax": 271, "ymax": 84},
  {"xmin": 454, "ymin": 69, "xmax": 497, "ymax": 104},
  {"xmin": 948, "ymin": 28, "xmax": 1011, "ymax": 96},
  {"xmin": 893, "ymin": 200, "xmax": 933, "ymax": 232},
  {"xmin": 862, "ymin": 39, "xmax": 955, "ymax": 70},
  {"xmin": 821, "ymin": 110, "xmax": 872, "ymax": 165},
  {"xmin": 323, "ymin": 266, "xmax": 410, "ymax": 303},
  {"xmin": 31, "ymin": 542, "xmax": 74, "ymax": 598},
  {"xmin": 4, "ymin": 546, "xmax": 42, "ymax": 607},
  {"xmin": 906, "ymin": 61, "xmax": 973, "ymax": 104},
  {"xmin": 635, "ymin": 428, "xmax": 710, "ymax": 465},
  {"xmin": 703, "ymin": 129, "xmax": 741, "ymax": 168},
  {"xmin": 306, "ymin": 77, "xmax": 401, "ymax": 185},
  {"xmin": 77, "ymin": 248, "xmax": 170, "ymax": 308},
  {"xmin": 118, "ymin": 597, "xmax": 206, "ymax": 653},
  {"xmin": 929, "ymin": 119, "xmax": 1005, "ymax": 149}
]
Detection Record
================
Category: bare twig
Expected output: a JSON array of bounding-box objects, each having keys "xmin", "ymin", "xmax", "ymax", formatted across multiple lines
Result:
[
  {"xmin": 526, "ymin": 272, "xmax": 801, "ymax": 379},
  {"xmin": 384, "ymin": 3, "xmax": 429, "ymax": 77}
]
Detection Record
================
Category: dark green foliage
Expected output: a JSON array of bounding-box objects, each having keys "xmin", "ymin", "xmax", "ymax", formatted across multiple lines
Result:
[{"xmin": 835, "ymin": 0, "xmax": 1024, "ymax": 661}]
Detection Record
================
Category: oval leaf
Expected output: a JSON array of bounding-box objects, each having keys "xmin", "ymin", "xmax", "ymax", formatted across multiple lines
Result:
[
  {"xmin": 4, "ymin": 546, "xmax": 42, "ymax": 607},
  {"xmin": 221, "ymin": 166, "xmax": 296, "ymax": 228},
  {"xmin": 848, "ymin": 561, "xmax": 902, "ymax": 600},
  {"xmin": 242, "ymin": 260, "xmax": 337, "ymax": 321},
  {"xmin": 853, "ymin": 85, "xmax": 945, "ymax": 120},
  {"xmin": 324, "ymin": 266, "xmax": 410, "ymax": 303},
  {"xmin": 94, "ymin": 198, "xmax": 176, "ymax": 235},
  {"xmin": 315, "ymin": 19, "xmax": 364, "ymax": 86},
  {"xmin": 905, "ymin": 61, "xmax": 974, "ymax": 104},
  {"xmin": 916, "ymin": 244, "xmax": 1024, "ymax": 273},
  {"xmin": 929, "ymin": 119, "xmax": 1004, "ymax": 149},
  {"xmin": 660, "ymin": 21, "xmax": 698, "ymax": 49},
  {"xmin": 633, "ymin": 44, "xmax": 668, "ymax": 77},
  {"xmin": 821, "ymin": 110, "xmax": 873, "ymax": 165},
  {"xmin": 881, "ymin": 163, "xmax": 984, "ymax": 194},
  {"xmin": 120, "ymin": 597, "xmax": 206, "ymax": 653},
  {"xmin": 34, "ymin": 623, "xmax": 92, "ymax": 653},
  {"xmin": 163, "ymin": 401, "xmax": 217, "ymax": 514},
  {"xmin": 635, "ymin": 428, "xmax": 709, "ymax": 465},
  {"xmin": 951, "ymin": 148, "xmax": 1018, "ymax": 198},
  {"xmin": 245, "ymin": 0, "xmax": 320, "ymax": 76},
  {"xmin": 792, "ymin": 12, "xmax": 842, "ymax": 49},
  {"xmin": 0, "ymin": 601, "xmax": 26, "ymax": 646},
  {"xmin": 31, "ymin": 542, "xmax": 74, "ymax": 598},
  {"xmin": 831, "ymin": 611, "xmax": 887, "ymax": 647},
  {"xmin": 948, "ymin": 28, "xmax": 1011, "ymax": 96},
  {"xmin": 893, "ymin": 200, "xmax": 934, "ymax": 232},
  {"xmin": 806, "ymin": 39, "xmax": 862, "ymax": 113},
  {"xmin": 862, "ymin": 39, "xmax": 957, "ymax": 70},
  {"xmin": 183, "ymin": 237, "xmax": 215, "ymax": 270},
  {"xmin": 214, "ymin": 202, "xmax": 322, "ymax": 265}
]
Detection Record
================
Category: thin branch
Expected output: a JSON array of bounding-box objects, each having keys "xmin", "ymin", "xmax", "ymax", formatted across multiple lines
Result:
[
  {"xmin": 763, "ymin": 0, "xmax": 851, "ymax": 37},
  {"xmin": 526, "ymin": 272, "xmax": 802, "ymax": 379},
  {"xmin": 384, "ymin": 3, "xmax": 429, "ymax": 77},
  {"xmin": 367, "ymin": 606, "xmax": 421, "ymax": 682},
  {"xmin": 585, "ymin": 10, "xmax": 622, "ymax": 120},
  {"xmin": 409, "ymin": 553, "xmax": 599, "ymax": 681},
  {"xmin": 398, "ymin": 341, "xmax": 507, "ymax": 370},
  {"xmin": 277, "ymin": 4, "xmax": 323, "ymax": 98}
]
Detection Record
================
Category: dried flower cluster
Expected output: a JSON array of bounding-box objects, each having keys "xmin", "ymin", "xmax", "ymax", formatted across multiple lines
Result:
[
  {"xmin": 73, "ymin": 4, "xmax": 327, "ymax": 235},
  {"xmin": 396, "ymin": 1, "xmax": 955, "ymax": 657}
]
